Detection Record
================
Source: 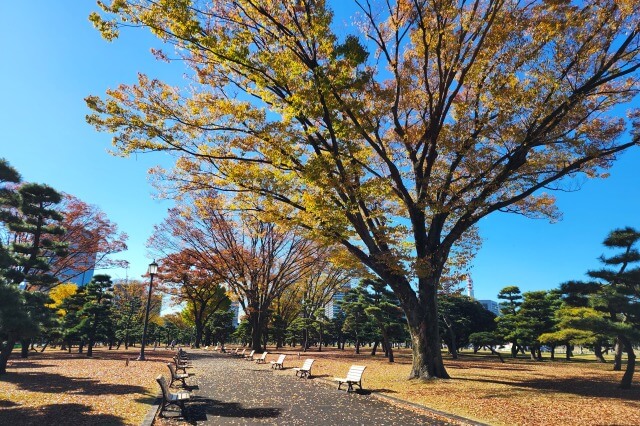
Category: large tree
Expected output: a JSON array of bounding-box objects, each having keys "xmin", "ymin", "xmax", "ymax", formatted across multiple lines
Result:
[
  {"xmin": 88, "ymin": 0, "xmax": 640, "ymax": 379},
  {"xmin": 149, "ymin": 196, "xmax": 320, "ymax": 352},
  {"xmin": 156, "ymin": 250, "xmax": 231, "ymax": 348},
  {"xmin": 8, "ymin": 183, "xmax": 66, "ymax": 291}
]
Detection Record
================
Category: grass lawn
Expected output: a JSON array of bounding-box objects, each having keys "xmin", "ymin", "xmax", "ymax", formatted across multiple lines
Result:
[
  {"xmin": 272, "ymin": 346, "xmax": 640, "ymax": 426},
  {"xmin": 0, "ymin": 346, "xmax": 172, "ymax": 426}
]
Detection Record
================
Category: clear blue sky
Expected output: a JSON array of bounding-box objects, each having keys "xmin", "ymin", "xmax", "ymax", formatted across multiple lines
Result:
[{"xmin": 1, "ymin": 2, "xmax": 638, "ymax": 301}]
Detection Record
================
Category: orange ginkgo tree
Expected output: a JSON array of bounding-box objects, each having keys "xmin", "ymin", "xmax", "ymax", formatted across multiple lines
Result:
[{"xmin": 88, "ymin": 0, "xmax": 640, "ymax": 379}]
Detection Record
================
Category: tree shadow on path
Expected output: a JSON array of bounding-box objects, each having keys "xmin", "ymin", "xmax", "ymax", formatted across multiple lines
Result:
[{"xmin": 182, "ymin": 395, "xmax": 281, "ymax": 422}]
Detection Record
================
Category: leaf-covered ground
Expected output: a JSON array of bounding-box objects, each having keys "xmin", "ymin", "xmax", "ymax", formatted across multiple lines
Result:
[
  {"xmin": 278, "ymin": 347, "xmax": 640, "ymax": 426},
  {"xmin": 0, "ymin": 346, "xmax": 171, "ymax": 426},
  {"xmin": 1, "ymin": 346, "xmax": 638, "ymax": 425}
]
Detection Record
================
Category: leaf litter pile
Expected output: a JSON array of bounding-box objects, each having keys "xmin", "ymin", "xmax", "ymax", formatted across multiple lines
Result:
[{"xmin": 0, "ymin": 347, "xmax": 170, "ymax": 426}]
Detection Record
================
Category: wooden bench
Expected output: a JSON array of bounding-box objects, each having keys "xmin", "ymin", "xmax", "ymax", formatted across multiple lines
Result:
[
  {"xmin": 156, "ymin": 375, "xmax": 190, "ymax": 418},
  {"xmin": 173, "ymin": 356, "xmax": 192, "ymax": 374},
  {"xmin": 270, "ymin": 354, "xmax": 286, "ymax": 369},
  {"xmin": 293, "ymin": 359, "xmax": 315, "ymax": 379},
  {"xmin": 235, "ymin": 348, "xmax": 246, "ymax": 358},
  {"xmin": 334, "ymin": 365, "xmax": 366, "ymax": 392},
  {"xmin": 244, "ymin": 350, "xmax": 256, "ymax": 361},
  {"xmin": 255, "ymin": 352, "xmax": 268, "ymax": 364},
  {"xmin": 227, "ymin": 348, "xmax": 239, "ymax": 356},
  {"xmin": 167, "ymin": 362, "xmax": 190, "ymax": 388}
]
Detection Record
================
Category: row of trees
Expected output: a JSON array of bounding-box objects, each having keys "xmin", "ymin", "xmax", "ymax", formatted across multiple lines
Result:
[
  {"xmin": 472, "ymin": 228, "xmax": 639, "ymax": 389},
  {"xmin": 0, "ymin": 158, "xmax": 128, "ymax": 373},
  {"xmin": 88, "ymin": 0, "xmax": 640, "ymax": 380}
]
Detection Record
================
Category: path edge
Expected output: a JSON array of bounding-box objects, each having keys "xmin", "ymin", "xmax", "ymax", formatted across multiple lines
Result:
[
  {"xmin": 314, "ymin": 376, "xmax": 488, "ymax": 426},
  {"xmin": 140, "ymin": 394, "xmax": 161, "ymax": 426}
]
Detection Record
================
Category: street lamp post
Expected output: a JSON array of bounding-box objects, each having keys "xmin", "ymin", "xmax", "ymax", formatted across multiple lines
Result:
[{"xmin": 138, "ymin": 260, "xmax": 158, "ymax": 361}]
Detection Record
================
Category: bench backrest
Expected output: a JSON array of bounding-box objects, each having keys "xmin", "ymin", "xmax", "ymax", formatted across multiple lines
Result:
[
  {"xmin": 258, "ymin": 352, "xmax": 268, "ymax": 360},
  {"xmin": 239, "ymin": 349, "xmax": 246, "ymax": 356},
  {"xmin": 167, "ymin": 362, "xmax": 177, "ymax": 378},
  {"xmin": 275, "ymin": 354, "xmax": 286, "ymax": 364},
  {"xmin": 301, "ymin": 359, "xmax": 315, "ymax": 370},
  {"xmin": 247, "ymin": 350, "xmax": 255, "ymax": 358},
  {"xmin": 346, "ymin": 365, "xmax": 366, "ymax": 381},
  {"xmin": 156, "ymin": 375, "xmax": 170, "ymax": 399}
]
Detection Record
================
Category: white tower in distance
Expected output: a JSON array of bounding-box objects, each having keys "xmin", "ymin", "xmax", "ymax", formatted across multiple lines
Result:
[{"xmin": 466, "ymin": 275, "xmax": 475, "ymax": 299}]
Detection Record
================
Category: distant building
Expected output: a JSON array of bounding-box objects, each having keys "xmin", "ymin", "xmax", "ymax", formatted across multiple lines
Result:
[
  {"xmin": 230, "ymin": 301, "xmax": 240, "ymax": 328},
  {"xmin": 324, "ymin": 285, "xmax": 351, "ymax": 319},
  {"xmin": 67, "ymin": 267, "xmax": 95, "ymax": 287},
  {"xmin": 479, "ymin": 299, "xmax": 500, "ymax": 316}
]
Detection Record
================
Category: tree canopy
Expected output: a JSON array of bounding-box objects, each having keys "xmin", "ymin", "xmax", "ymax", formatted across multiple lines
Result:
[{"xmin": 88, "ymin": 0, "xmax": 640, "ymax": 379}]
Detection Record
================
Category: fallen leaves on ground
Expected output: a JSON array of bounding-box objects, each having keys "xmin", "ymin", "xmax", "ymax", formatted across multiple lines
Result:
[
  {"xmin": 0, "ymin": 346, "xmax": 173, "ymax": 426},
  {"xmin": 276, "ymin": 347, "xmax": 639, "ymax": 426}
]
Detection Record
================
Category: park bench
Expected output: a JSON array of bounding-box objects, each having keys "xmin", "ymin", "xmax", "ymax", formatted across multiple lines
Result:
[
  {"xmin": 244, "ymin": 350, "xmax": 256, "ymax": 361},
  {"xmin": 167, "ymin": 362, "xmax": 190, "ymax": 388},
  {"xmin": 156, "ymin": 375, "xmax": 191, "ymax": 418},
  {"xmin": 235, "ymin": 348, "xmax": 246, "ymax": 358},
  {"xmin": 293, "ymin": 359, "xmax": 315, "ymax": 379},
  {"xmin": 227, "ymin": 348, "xmax": 239, "ymax": 356},
  {"xmin": 334, "ymin": 365, "xmax": 366, "ymax": 392},
  {"xmin": 173, "ymin": 356, "xmax": 192, "ymax": 374},
  {"xmin": 255, "ymin": 352, "xmax": 268, "ymax": 364},
  {"xmin": 270, "ymin": 354, "xmax": 286, "ymax": 369}
]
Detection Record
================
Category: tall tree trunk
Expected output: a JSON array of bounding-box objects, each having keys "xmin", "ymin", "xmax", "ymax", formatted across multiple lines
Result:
[
  {"xmin": 613, "ymin": 337, "xmax": 623, "ymax": 371},
  {"xmin": 20, "ymin": 338, "xmax": 30, "ymax": 358},
  {"xmin": 406, "ymin": 305, "xmax": 449, "ymax": 379},
  {"xmin": 0, "ymin": 334, "xmax": 17, "ymax": 375},
  {"xmin": 383, "ymin": 330, "xmax": 395, "ymax": 363},
  {"xmin": 441, "ymin": 314, "xmax": 458, "ymax": 359},
  {"xmin": 619, "ymin": 336, "xmax": 635, "ymax": 389},
  {"xmin": 594, "ymin": 344, "xmax": 606, "ymax": 363},
  {"xmin": 370, "ymin": 341, "xmax": 378, "ymax": 356},
  {"xmin": 249, "ymin": 313, "xmax": 264, "ymax": 352},
  {"xmin": 194, "ymin": 321, "xmax": 203, "ymax": 348},
  {"xmin": 511, "ymin": 343, "xmax": 518, "ymax": 358}
]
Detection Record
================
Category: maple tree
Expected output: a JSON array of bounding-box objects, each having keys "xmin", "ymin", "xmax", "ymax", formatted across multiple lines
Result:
[
  {"xmin": 48, "ymin": 195, "xmax": 128, "ymax": 285},
  {"xmin": 88, "ymin": 0, "xmax": 640, "ymax": 379},
  {"xmin": 156, "ymin": 250, "xmax": 230, "ymax": 348}
]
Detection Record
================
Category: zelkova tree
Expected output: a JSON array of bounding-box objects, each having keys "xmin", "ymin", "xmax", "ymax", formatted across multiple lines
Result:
[
  {"xmin": 148, "ymin": 196, "xmax": 320, "ymax": 352},
  {"xmin": 88, "ymin": 1, "xmax": 640, "ymax": 379}
]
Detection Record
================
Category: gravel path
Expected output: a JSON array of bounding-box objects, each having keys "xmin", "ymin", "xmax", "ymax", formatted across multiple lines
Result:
[{"xmin": 156, "ymin": 351, "xmax": 459, "ymax": 425}]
